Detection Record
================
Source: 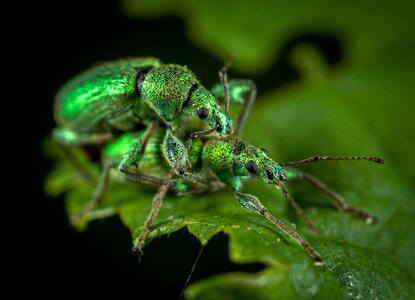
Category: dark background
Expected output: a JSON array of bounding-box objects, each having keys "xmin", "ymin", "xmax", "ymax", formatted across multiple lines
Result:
[{"xmin": 24, "ymin": 0, "xmax": 341, "ymax": 297}]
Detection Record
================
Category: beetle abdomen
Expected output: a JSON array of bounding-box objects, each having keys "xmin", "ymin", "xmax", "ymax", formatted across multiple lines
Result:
[{"xmin": 54, "ymin": 58, "xmax": 161, "ymax": 132}]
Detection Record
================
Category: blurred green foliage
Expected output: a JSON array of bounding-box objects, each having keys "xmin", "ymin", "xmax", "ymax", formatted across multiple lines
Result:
[{"xmin": 46, "ymin": 0, "xmax": 415, "ymax": 299}]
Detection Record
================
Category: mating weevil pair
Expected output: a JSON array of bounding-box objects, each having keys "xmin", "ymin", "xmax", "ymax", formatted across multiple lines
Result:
[{"xmin": 53, "ymin": 57, "xmax": 385, "ymax": 266}]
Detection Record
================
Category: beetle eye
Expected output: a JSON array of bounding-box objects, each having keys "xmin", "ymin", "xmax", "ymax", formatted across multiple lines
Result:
[
  {"xmin": 245, "ymin": 160, "xmax": 258, "ymax": 174},
  {"xmin": 215, "ymin": 121, "xmax": 223, "ymax": 132},
  {"xmin": 197, "ymin": 107, "xmax": 209, "ymax": 119}
]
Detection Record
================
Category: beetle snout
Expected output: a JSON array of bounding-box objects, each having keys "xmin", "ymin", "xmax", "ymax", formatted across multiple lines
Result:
[
  {"xmin": 214, "ymin": 114, "xmax": 232, "ymax": 134},
  {"xmin": 278, "ymin": 171, "xmax": 287, "ymax": 181},
  {"xmin": 265, "ymin": 166, "xmax": 287, "ymax": 183},
  {"xmin": 215, "ymin": 122, "xmax": 232, "ymax": 134}
]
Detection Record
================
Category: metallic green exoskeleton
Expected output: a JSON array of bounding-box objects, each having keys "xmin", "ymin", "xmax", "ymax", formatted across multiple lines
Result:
[
  {"xmin": 53, "ymin": 57, "xmax": 243, "ymax": 147},
  {"xmin": 89, "ymin": 126, "xmax": 385, "ymax": 265}
]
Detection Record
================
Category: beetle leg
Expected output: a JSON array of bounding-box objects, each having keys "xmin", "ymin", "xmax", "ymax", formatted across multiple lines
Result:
[
  {"xmin": 118, "ymin": 120, "xmax": 158, "ymax": 173},
  {"xmin": 118, "ymin": 168, "xmax": 220, "ymax": 196},
  {"xmin": 275, "ymin": 182, "xmax": 318, "ymax": 236},
  {"xmin": 233, "ymin": 80, "xmax": 256, "ymax": 136},
  {"xmin": 133, "ymin": 127, "xmax": 217, "ymax": 261},
  {"xmin": 218, "ymin": 58, "xmax": 233, "ymax": 114},
  {"xmin": 71, "ymin": 160, "xmax": 114, "ymax": 225},
  {"xmin": 286, "ymin": 168, "xmax": 375, "ymax": 224},
  {"xmin": 132, "ymin": 156, "xmax": 178, "ymax": 261},
  {"xmin": 71, "ymin": 120, "xmax": 158, "ymax": 225},
  {"xmin": 211, "ymin": 79, "xmax": 257, "ymax": 136},
  {"xmin": 232, "ymin": 190, "xmax": 323, "ymax": 266}
]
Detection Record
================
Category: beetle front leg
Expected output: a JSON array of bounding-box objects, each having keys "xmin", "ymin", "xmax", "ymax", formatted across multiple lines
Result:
[
  {"xmin": 132, "ymin": 154, "xmax": 179, "ymax": 261},
  {"xmin": 276, "ymin": 183, "xmax": 318, "ymax": 236},
  {"xmin": 211, "ymin": 79, "xmax": 256, "ymax": 136},
  {"xmin": 232, "ymin": 189, "xmax": 323, "ymax": 265},
  {"xmin": 133, "ymin": 126, "xmax": 217, "ymax": 261},
  {"xmin": 285, "ymin": 168, "xmax": 374, "ymax": 224}
]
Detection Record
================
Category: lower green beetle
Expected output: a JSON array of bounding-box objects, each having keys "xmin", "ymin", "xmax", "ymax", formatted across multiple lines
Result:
[{"xmin": 75, "ymin": 124, "xmax": 385, "ymax": 265}]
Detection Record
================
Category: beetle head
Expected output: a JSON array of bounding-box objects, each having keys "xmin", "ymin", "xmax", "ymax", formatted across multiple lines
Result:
[
  {"xmin": 203, "ymin": 136, "xmax": 287, "ymax": 185},
  {"xmin": 140, "ymin": 64, "xmax": 231, "ymax": 134}
]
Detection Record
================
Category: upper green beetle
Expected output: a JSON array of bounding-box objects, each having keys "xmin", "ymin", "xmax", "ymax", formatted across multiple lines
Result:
[{"xmin": 53, "ymin": 57, "xmax": 233, "ymax": 147}]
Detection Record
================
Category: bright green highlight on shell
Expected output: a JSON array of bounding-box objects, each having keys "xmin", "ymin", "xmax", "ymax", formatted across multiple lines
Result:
[
  {"xmin": 104, "ymin": 132, "xmax": 142, "ymax": 159},
  {"xmin": 54, "ymin": 58, "xmax": 161, "ymax": 129}
]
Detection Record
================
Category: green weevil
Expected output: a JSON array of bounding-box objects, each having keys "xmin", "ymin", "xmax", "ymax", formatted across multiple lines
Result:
[
  {"xmin": 53, "ymin": 57, "xmax": 256, "ymax": 148},
  {"xmin": 81, "ymin": 124, "xmax": 385, "ymax": 265}
]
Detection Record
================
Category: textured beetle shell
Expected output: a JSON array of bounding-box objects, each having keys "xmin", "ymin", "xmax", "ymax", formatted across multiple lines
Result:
[{"xmin": 140, "ymin": 64, "xmax": 197, "ymax": 123}]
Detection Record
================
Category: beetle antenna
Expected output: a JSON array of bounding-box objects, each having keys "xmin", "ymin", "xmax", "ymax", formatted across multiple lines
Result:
[
  {"xmin": 281, "ymin": 155, "xmax": 386, "ymax": 167},
  {"xmin": 218, "ymin": 56, "xmax": 234, "ymax": 115},
  {"xmin": 275, "ymin": 181, "xmax": 317, "ymax": 236}
]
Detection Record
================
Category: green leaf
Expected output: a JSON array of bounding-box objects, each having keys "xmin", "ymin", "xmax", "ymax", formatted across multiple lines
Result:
[{"xmin": 120, "ymin": 0, "xmax": 415, "ymax": 73}]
